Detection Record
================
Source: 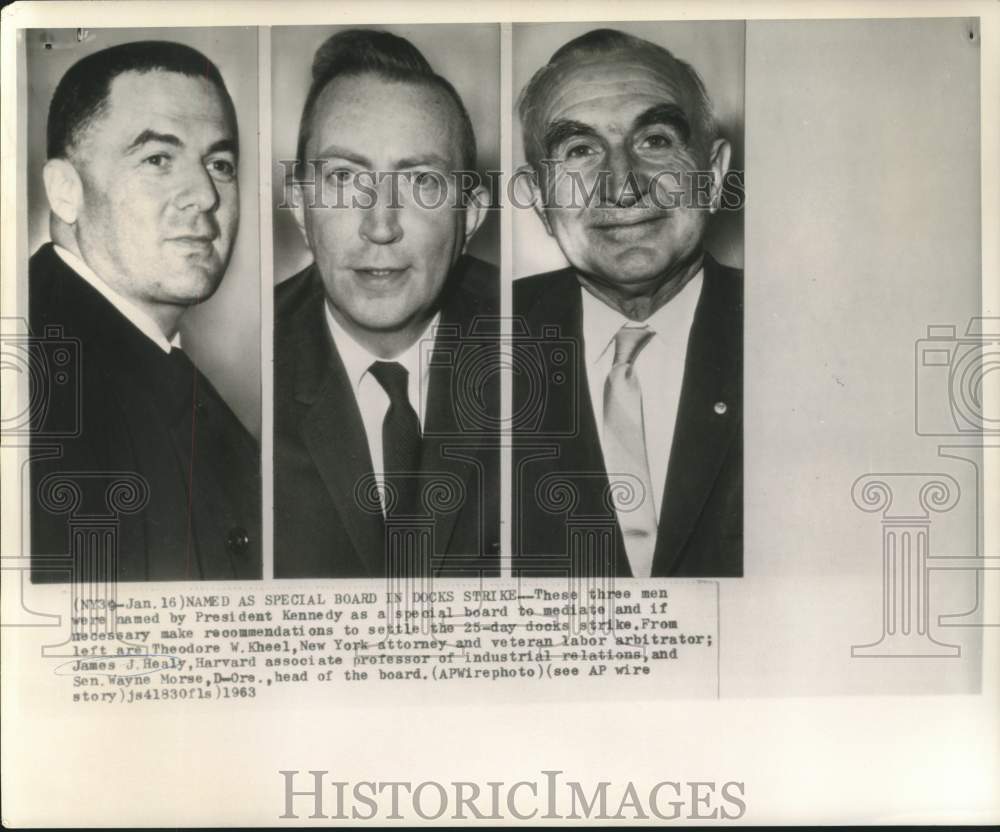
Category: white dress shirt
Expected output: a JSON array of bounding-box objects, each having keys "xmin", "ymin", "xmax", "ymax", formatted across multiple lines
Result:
[
  {"xmin": 53, "ymin": 244, "xmax": 181, "ymax": 353},
  {"xmin": 581, "ymin": 269, "xmax": 704, "ymax": 521},
  {"xmin": 324, "ymin": 302, "xmax": 438, "ymax": 513}
]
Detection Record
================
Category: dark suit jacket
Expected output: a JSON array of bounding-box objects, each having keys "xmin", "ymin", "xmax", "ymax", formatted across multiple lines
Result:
[
  {"xmin": 29, "ymin": 243, "xmax": 261, "ymax": 582},
  {"xmin": 274, "ymin": 255, "xmax": 500, "ymax": 578},
  {"xmin": 512, "ymin": 253, "xmax": 742, "ymax": 578}
]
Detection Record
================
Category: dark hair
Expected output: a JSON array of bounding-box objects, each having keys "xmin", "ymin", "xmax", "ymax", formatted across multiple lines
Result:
[
  {"xmin": 295, "ymin": 28, "xmax": 477, "ymax": 174},
  {"xmin": 47, "ymin": 40, "xmax": 237, "ymax": 160},
  {"xmin": 517, "ymin": 28, "xmax": 716, "ymax": 173}
]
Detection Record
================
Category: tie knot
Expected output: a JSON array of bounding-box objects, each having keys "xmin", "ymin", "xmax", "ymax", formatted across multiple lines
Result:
[
  {"xmin": 612, "ymin": 326, "xmax": 653, "ymax": 367},
  {"xmin": 369, "ymin": 361, "xmax": 410, "ymax": 403}
]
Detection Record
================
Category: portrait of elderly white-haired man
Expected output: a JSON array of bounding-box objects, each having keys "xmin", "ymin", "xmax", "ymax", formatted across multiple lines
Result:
[{"xmin": 512, "ymin": 28, "xmax": 743, "ymax": 579}]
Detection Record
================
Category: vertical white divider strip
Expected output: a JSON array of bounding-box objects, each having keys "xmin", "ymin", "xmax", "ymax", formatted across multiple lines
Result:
[
  {"xmin": 499, "ymin": 22, "xmax": 513, "ymax": 577},
  {"xmin": 258, "ymin": 26, "xmax": 274, "ymax": 579}
]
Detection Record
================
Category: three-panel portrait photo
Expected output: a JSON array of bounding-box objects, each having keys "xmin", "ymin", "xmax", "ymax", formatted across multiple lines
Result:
[
  {"xmin": 5, "ymin": 5, "xmax": 995, "ymax": 827},
  {"xmin": 24, "ymin": 21, "xmax": 745, "ymax": 583}
]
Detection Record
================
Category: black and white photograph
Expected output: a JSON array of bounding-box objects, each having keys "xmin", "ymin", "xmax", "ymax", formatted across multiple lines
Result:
[
  {"xmin": 270, "ymin": 24, "xmax": 501, "ymax": 579},
  {"xmin": 0, "ymin": 1, "xmax": 997, "ymax": 828},
  {"xmin": 24, "ymin": 27, "xmax": 262, "ymax": 582},
  {"xmin": 510, "ymin": 21, "xmax": 745, "ymax": 579}
]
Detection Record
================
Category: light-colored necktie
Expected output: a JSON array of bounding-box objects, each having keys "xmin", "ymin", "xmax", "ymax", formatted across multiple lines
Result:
[{"xmin": 603, "ymin": 325, "xmax": 658, "ymax": 578}]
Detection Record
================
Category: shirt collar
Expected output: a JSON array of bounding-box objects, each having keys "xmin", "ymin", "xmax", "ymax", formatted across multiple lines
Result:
[
  {"xmin": 53, "ymin": 244, "xmax": 181, "ymax": 354},
  {"xmin": 323, "ymin": 300, "xmax": 438, "ymax": 396},
  {"xmin": 580, "ymin": 267, "xmax": 704, "ymax": 366}
]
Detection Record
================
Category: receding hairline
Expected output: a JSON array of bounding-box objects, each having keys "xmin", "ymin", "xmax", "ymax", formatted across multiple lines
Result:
[
  {"xmin": 300, "ymin": 70, "xmax": 469, "ymax": 169},
  {"xmin": 518, "ymin": 37, "xmax": 719, "ymax": 169},
  {"xmin": 535, "ymin": 51, "xmax": 703, "ymax": 114}
]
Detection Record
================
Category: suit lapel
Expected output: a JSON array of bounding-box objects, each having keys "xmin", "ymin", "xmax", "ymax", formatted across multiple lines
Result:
[
  {"xmin": 421, "ymin": 272, "xmax": 497, "ymax": 568},
  {"xmin": 422, "ymin": 344, "xmax": 473, "ymax": 564},
  {"xmin": 652, "ymin": 255, "xmax": 742, "ymax": 576},
  {"xmin": 31, "ymin": 244, "xmax": 262, "ymax": 581},
  {"xmin": 525, "ymin": 273, "xmax": 632, "ymax": 578},
  {"xmin": 292, "ymin": 273, "xmax": 385, "ymax": 576}
]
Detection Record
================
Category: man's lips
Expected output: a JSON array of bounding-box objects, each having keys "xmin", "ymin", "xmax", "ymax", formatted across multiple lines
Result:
[
  {"xmin": 353, "ymin": 267, "xmax": 409, "ymax": 277},
  {"xmin": 167, "ymin": 234, "xmax": 217, "ymax": 248},
  {"xmin": 589, "ymin": 211, "xmax": 669, "ymax": 230}
]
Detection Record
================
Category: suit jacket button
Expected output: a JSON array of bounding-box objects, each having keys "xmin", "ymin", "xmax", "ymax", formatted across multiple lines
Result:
[{"xmin": 227, "ymin": 526, "xmax": 250, "ymax": 555}]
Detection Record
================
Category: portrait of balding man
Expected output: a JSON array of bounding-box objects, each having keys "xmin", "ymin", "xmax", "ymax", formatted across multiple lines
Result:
[
  {"xmin": 273, "ymin": 28, "xmax": 500, "ymax": 579},
  {"xmin": 512, "ymin": 27, "xmax": 744, "ymax": 579},
  {"xmin": 29, "ymin": 40, "xmax": 262, "ymax": 582}
]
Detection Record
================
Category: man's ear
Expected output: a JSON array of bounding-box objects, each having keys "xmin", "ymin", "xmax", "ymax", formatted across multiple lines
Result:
[
  {"xmin": 291, "ymin": 183, "xmax": 308, "ymax": 241},
  {"xmin": 461, "ymin": 185, "xmax": 489, "ymax": 248},
  {"xmin": 42, "ymin": 158, "xmax": 83, "ymax": 226},
  {"xmin": 521, "ymin": 164, "xmax": 554, "ymax": 236},
  {"xmin": 707, "ymin": 138, "xmax": 732, "ymax": 214}
]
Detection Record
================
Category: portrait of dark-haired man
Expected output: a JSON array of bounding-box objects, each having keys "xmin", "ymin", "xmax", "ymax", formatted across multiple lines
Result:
[
  {"xmin": 272, "ymin": 26, "xmax": 500, "ymax": 579},
  {"xmin": 28, "ymin": 32, "xmax": 261, "ymax": 582}
]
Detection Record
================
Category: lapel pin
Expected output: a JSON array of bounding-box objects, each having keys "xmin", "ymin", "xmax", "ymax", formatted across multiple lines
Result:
[{"xmin": 713, "ymin": 401, "xmax": 728, "ymax": 415}]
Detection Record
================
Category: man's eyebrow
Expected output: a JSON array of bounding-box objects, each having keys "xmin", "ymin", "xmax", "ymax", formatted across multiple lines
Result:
[
  {"xmin": 206, "ymin": 138, "xmax": 237, "ymax": 156},
  {"xmin": 312, "ymin": 145, "xmax": 372, "ymax": 167},
  {"xmin": 632, "ymin": 104, "xmax": 691, "ymax": 143},
  {"xmin": 395, "ymin": 153, "xmax": 453, "ymax": 171},
  {"xmin": 311, "ymin": 146, "xmax": 452, "ymax": 172},
  {"xmin": 542, "ymin": 119, "xmax": 600, "ymax": 156},
  {"xmin": 125, "ymin": 129, "xmax": 183, "ymax": 153}
]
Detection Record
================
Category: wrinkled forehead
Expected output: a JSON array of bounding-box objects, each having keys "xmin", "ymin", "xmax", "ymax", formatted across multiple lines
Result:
[{"xmin": 537, "ymin": 51, "xmax": 697, "ymax": 128}]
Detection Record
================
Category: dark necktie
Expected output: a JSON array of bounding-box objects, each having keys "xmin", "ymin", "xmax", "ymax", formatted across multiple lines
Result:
[
  {"xmin": 168, "ymin": 345, "xmax": 195, "ymax": 372},
  {"xmin": 369, "ymin": 361, "xmax": 422, "ymax": 516},
  {"xmin": 166, "ymin": 346, "xmax": 199, "ymax": 407}
]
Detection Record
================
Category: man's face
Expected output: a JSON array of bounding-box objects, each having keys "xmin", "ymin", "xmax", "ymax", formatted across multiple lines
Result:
[
  {"xmin": 70, "ymin": 70, "xmax": 239, "ymax": 308},
  {"xmin": 532, "ymin": 52, "xmax": 729, "ymax": 294},
  {"xmin": 297, "ymin": 74, "xmax": 477, "ymax": 347}
]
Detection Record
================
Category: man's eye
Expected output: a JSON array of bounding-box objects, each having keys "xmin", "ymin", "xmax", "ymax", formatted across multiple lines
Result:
[
  {"xmin": 641, "ymin": 133, "xmax": 675, "ymax": 150},
  {"xmin": 564, "ymin": 144, "xmax": 595, "ymax": 159},
  {"xmin": 208, "ymin": 158, "xmax": 236, "ymax": 180},
  {"xmin": 413, "ymin": 171, "xmax": 445, "ymax": 188},
  {"xmin": 326, "ymin": 169, "xmax": 353, "ymax": 184},
  {"xmin": 142, "ymin": 153, "xmax": 171, "ymax": 169}
]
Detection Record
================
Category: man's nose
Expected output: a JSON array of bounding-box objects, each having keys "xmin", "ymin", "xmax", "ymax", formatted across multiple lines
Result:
[
  {"xmin": 605, "ymin": 146, "xmax": 649, "ymax": 208},
  {"xmin": 175, "ymin": 163, "xmax": 220, "ymax": 213},
  {"xmin": 358, "ymin": 176, "xmax": 403, "ymax": 245}
]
